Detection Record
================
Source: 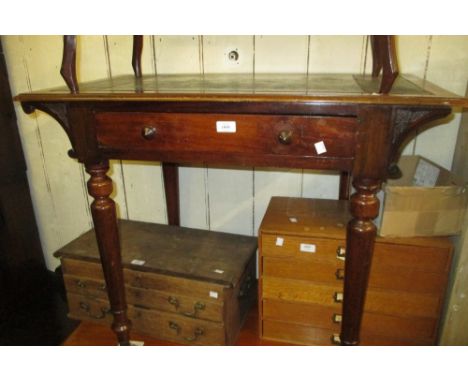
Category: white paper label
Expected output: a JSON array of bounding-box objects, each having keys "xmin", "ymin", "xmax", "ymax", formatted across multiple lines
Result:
[
  {"xmin": 216, "ymin": 121, "xmax": 236, "ymax": 133},
  {"xmin": 275, "ymin": 237, "xmax": 284, "ymax": 246},
  {"xmin": 213, "ymin": 269, "xmax": 224, "ymax": 274},
  {"xmin": 314, "ymin": 141, "xmax": 327, "ymax": 155},
  {"xmin": 413, "ymin": 158, "xmax": 440, "ymax": 187},
  {"xmin": 300, "ymin": 243, "xmax": 316, "ymax": 253},
  {"xmin": 209, "ymin": 291, "xmax": 219, "ymax": 299},
  {"xmin": 131, "ymin": 259, "xmax": 146, "ymax": 266},
  {"xmin": 129, "ymin": 340, "xmax": 145, "ymax": 346},
  {"xmin": 289, "ymin": 217, "xmax": 298, "ymax": 223},
  {"xmin": 335, "ymin": 292, "xmax": 344, "ymax": 302}
]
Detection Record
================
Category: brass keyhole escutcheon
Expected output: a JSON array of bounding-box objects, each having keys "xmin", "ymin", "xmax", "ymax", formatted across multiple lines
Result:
[
  {"xmin": 142, "ymin": 126, "xmax": 156, "ymax": 140},
  {"xmin": 278, "ymin": 130, "xmax": 293, "ymax": 145}
]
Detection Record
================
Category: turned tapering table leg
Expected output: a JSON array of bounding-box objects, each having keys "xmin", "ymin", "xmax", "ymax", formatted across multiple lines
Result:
[
  {"xmin": 162, "ymin": 162, "xmax": 180, "ymax": 226},
  {"xmin": 340, "ymin": 178, "xmax": 381, "ymax": 345},
  {"xmin": 85, "ymin": 161, "xmax": 131, "ymax": 345}
]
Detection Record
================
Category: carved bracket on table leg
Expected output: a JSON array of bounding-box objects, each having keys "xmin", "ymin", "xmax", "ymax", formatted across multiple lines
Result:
[
  {"xmin": 86, "ymin": 161, "xmax": 132, "ymax": 345},
  {"xmin": 387, "ymin": 106, "xmax": 452, "ymax": 178},
  {"xmin": 340, "ymin": 178, "xmax": 381, "ymax": 345}
]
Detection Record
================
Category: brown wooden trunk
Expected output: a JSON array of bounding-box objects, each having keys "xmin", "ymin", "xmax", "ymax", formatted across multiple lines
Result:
[{"xmin": 57, "ymin": 220, "xmax": 257, "ymax": 345}]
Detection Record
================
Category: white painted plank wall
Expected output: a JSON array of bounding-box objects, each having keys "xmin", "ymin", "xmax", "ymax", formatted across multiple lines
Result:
[{"xmin": 3, "ymin": 35, "xmax": 468, "ymax": 273}]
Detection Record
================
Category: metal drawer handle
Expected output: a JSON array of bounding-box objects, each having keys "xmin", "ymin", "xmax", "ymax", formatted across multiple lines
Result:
[
  {"xmin": 278, "ymin": 130, "xmax": 293, "ymax": 145},
  {"xmin": 334, "ymin": 292, "xmax": 344, "ymax": 303},
  {"xmin": 184, "ymin": 327, "xmax": 204, "ymax": 342},
  {"xmin": 168, "ymin": 298, "xmax": 205, "ymax": 318},
  {"xmin": 183, "ymin": 302, "xmax": 206, "ymax": 318},
  {"xmin": 76, "ymin": 279, "xmax": 106, "ymax": 291},
  {"xmin": 168, "ymin": 321, "xmax": 181, "ymax": 335},
  {"xmin": 168, "ymin": 321, "xmax": 205, "ymax": 342},
  {"xmin": 141, "ymin": 126, "xmax": 157, "ymax": 140},
  {"xmin": 335, "ymin": 268, "xmax": 345, "ymax": 280},
  {"xmin": 79, "ymin": 301, "xmax": 110, "ymax": 319},
  {"xmin": 132, "ymin": 275, "xmax": 143, "ymax": 288},
  {"xmin": 167, "ymin": 296, "xmax": 180, "ymax": 309},
  {"xmin": 336, "ymin": 246, "xmax": 346, "ymax": 261},
  {"xmin": 332, "ymin": 313, "xmax": 342, "ymax": 323}
]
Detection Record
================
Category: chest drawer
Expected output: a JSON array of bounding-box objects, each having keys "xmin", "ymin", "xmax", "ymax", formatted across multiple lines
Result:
[
  {"xmin": 262, "ymin": 299, "xmax": 438, "ymax": 341},
  {"xmin": 64, "ymin": 274, "xmax": 224, "ymax": 322},
  {"xmin": 95, "ymin": 112, "xmax": 357, "ymax": 162},
  {"xmin": 67, "ymin": 293, "xmax": 225, "ymax": 345},
  {"xmin": 262, "ymin": 248, "xmax": 449, "ymax": 294},
  {"xmin": 262, "ymin": 276, "xmax": 442, "ymax": 318},
  {"xmin": 261, "ymin": 234, "xmax": 344, "ymax": 262},
  {"xmin": 62, "ymin": 257, "xmax": 226, "ymax": 302},
  {"xmin": 262, "ymin": 319, "xmax": 434, "ymax": 346}
]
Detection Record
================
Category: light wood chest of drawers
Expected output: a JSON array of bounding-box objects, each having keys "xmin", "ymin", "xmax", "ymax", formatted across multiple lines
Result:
[
  {"xmin": 57, "ymin": 220, "xmax": 257, "ymax": 345},
  {"xmin": 258, "ymin": 197, "xmax": 453, "ymax": 345}
]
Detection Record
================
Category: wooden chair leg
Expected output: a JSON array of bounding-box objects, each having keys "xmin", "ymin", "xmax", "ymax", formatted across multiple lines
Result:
[
  {"xmin": 379, "ymin": 35, "xmax": 399, "ymax": 94},
  {"xmin": 370, "ymin": 36, "xmax": 382, "ymax": 78},
  {"xmin": 60, "ymin": 35, "xmax": 78, "ymax": 93},
  {"xmin": 132, "ymin": 35, "xmax": 143, "ymax": 78},
  {"xmin": 370, "ymin": 35, "xmax": 399, "ymax": 94}
]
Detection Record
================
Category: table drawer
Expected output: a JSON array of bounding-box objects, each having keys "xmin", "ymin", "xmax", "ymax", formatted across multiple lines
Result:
[{"xmin": 95, "ymin": 112, "xmax": 357, "ymax": 159}]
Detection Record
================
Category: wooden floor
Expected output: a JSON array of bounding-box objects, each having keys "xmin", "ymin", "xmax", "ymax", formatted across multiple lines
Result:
[{"xmin": 63, "ymin": 305, "xmax": 293, "ymax": 346}]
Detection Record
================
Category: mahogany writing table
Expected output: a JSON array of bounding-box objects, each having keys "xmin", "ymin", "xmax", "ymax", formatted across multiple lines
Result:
[{"xmin": 16, "ymin": 63, "xmax": 468, "ymax": 345}]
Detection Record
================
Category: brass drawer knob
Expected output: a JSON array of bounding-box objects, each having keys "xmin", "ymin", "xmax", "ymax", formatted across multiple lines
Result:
[
  {"xmin": 278, "ymin": 130, "xmax": 293, "ymax": 145},
  {"xmin": 334, "ymin": 291, "xmax": 344, "ymax": 303},
  {"xmin": 336, "ymin": 246, "xmax": 346, "ymax": 261},
  {"xmin": 141, "ymin": 126, "xmax": 157, "ymax": 140},
  {"xmin": 335, "ymin": 268, "xmax": 345, "ymax": 280}
]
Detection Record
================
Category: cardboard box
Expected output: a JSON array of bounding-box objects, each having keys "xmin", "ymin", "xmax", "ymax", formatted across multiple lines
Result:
[{"xmin": 376, "ymin": 155, "xmax": 467, "ymax": 237}]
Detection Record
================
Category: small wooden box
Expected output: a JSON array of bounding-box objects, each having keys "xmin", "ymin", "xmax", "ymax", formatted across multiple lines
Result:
[
  {"xmin": 56, "ymin": 220, "xmax": 257, "ymax": 345},
  {"xmin": 259, "ymin": 197, "xmax": 453, "ymax": 345}
]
